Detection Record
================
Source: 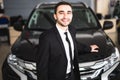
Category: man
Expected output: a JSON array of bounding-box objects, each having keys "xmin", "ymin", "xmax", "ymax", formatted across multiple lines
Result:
[{"xmin": 36, "ymin": 1, "xmax": 98, "ymax": 80}]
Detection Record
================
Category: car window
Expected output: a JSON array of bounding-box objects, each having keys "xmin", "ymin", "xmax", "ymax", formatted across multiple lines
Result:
[
  {"xmin": 28, "ymin": 6, "xmax": 98, "ymax": 30},
  {"xmin": 71, "ymin": 7, "xmax": 98, "ymax": 30},
  {"xmin": 28, "ymin": 9, "xmax": 55, "ymax": 30}
]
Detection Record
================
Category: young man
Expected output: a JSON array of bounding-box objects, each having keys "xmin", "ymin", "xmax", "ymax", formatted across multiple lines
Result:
[
  {"xmin": 37, "ymin": 1, "xmax": 80, "ymax": 80},
  {"xmin": 36, "ymin": 1, "xmax": 98, "ymax": 80}
]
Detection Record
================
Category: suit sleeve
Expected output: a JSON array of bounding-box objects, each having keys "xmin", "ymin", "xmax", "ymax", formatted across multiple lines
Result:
[{"xmin": 36, "ymin": 34, "xmax": 49, "ymax": 80}]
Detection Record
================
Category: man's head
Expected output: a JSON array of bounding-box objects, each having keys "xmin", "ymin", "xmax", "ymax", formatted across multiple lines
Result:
[
  {"xmin": 54, "ymin": 1, "xmax": 73, "ymax": 29},
  {"xmin": 54, "ymin": 1, "xmax": 72, "ymax": 14}
]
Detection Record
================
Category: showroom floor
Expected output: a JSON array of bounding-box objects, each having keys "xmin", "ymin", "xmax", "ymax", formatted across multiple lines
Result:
[{"xmin": 0, "ymin": 43, "xmax": 10, "ymax": 80}]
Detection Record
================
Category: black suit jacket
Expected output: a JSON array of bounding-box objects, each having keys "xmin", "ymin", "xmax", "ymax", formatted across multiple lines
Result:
[{"xmin": 36, "ymin": 26, "xmax": 80, "ymax": 80}]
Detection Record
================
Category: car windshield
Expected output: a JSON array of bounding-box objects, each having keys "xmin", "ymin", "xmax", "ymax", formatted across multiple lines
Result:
[{"xmin": 28, "ymin": 6, "xmax": 99, "ymax": 30}]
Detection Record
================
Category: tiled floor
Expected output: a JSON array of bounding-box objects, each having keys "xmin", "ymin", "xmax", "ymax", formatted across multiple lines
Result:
[{"xmin": 0, "ymin": 43, "xmax": 10, "ymax": 80}]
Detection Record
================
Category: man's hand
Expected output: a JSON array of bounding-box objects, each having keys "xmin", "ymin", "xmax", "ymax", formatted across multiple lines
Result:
[{"xmin": 90, "ymin": 45, "xmax": 99, "ymax": 52}]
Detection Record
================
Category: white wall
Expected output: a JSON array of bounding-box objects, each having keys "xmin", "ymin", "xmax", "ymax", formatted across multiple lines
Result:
[
  {"xmin": 96, "ymin": 0, "xmax": 110, "ymax": 17},
  {"xmin": 0, "ymin": 0, "xmax": 2, "ymax": 3},
  {"xmin": 4, "ymin": 0, "xmax": 39, "ymax": 19}
]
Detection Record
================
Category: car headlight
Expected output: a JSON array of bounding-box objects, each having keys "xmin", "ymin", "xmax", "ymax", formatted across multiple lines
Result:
[
  {"xmin": 103, "ymin": 48, "xmax": 120, "ymax": 71},
  {"xmin": 7, "ymin": 54, "xmax": 37, "ymax": 79},
  {"xmin": 80, "ymin": 48, "xmax": 120, "ymax": 71},
  {"xmin": 79, "ymin": 48, "xmax": 120, "ymax": 80}
]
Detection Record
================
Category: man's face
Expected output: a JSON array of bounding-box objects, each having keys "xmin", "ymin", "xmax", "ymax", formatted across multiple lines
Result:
[{"xmin": 54, "ymin": 5, "xmax": 73, "ymax": 27}]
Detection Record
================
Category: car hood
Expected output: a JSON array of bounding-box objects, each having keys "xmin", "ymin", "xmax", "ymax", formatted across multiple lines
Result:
[
  {"xmin": 11, "ymin": 29, "xmax": 115, "ymax": 62},
  {"xmin": 76, "ymin": 29, "xmax": 115, "ymax": 62}
]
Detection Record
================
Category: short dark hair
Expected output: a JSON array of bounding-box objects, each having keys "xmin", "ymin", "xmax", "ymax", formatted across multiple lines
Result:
[{"xmin": 54, "ymin": 1, "xmax": 72, "ymax": 14}]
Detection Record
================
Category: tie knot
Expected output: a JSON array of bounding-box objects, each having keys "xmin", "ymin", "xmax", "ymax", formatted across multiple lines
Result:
[
  {"xmin": 64, "ymin": 32, "xmax": 68, "ymax": 36},
  {"xmin": 64, "ymin": 32, "xmax": 69, "ymax": 42}
]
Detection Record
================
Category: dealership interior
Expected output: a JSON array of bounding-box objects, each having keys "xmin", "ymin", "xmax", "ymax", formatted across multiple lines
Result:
[{"xmin": 0, "ymin": 0, "xmax": 120, "ymax": 80}]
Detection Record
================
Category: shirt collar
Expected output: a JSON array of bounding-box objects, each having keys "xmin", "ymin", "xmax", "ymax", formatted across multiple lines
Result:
[{"xmin": 56, "ymin": 23, "xmax": 69, "ymax": 34}]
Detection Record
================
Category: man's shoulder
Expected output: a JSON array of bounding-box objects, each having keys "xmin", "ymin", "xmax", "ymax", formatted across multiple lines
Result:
[{"xmin": 39, "ymin": 27, "xmax": 56, "ymax": 39}]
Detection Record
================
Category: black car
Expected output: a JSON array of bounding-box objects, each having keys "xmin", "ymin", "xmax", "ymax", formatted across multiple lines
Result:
[{"xmin": 2, "ymin": 2, "xmax": 120, "ymax": 80}]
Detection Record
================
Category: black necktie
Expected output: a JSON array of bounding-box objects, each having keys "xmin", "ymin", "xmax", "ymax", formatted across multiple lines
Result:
[
  {"xmin": 64, "ymin": 32, "xmax": 73, "ymax": 67},
  {"xmin": 65, "ymin": 32, "xmax": 75, "ymax": 79}
]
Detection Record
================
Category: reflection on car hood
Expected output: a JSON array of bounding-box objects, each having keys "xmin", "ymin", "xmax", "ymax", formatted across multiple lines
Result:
[
  {"xmin": 11, "ymin": 29, "xmax": 115, "ymax": 62},
  {"xmin": 76, "ymin": 29, "xmax": 115, "ymax": 62}
]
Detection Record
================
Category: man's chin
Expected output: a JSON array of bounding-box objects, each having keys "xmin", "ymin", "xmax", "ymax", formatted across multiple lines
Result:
[
  {"xmin": 62, "ymin": 23, "xmax": 70, "ymax": 27},
  {"xmin": 59, "ymin": 22, "xmax": 70, "ymax": 27},
  {"xmin": 60, "ymin": 24, "xmax": 67, "ymax": 27}
]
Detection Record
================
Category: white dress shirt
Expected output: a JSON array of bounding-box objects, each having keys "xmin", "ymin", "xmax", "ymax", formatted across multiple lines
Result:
[{"xmin": 56, "ymin": 24, "xmax": 74, "ymax": 74}]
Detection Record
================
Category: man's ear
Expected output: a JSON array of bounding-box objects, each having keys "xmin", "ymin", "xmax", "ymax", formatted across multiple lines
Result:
[{"xmin": 53, "ymin": 14, "xmax": 57, "ymax": 20}]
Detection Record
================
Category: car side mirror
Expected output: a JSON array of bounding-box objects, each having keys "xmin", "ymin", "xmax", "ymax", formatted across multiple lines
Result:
[{"xmin": 103, "ymin": 21, "xmax": 113, "ymax": 30}]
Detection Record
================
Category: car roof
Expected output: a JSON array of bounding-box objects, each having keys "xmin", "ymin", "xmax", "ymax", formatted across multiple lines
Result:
[{"xmin": 35, "ymin": 1, "xmax": 89, "ymax": 9}]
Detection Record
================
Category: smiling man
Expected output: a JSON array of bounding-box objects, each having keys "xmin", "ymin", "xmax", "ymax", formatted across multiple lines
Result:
[{"xmin": 37, "ymin": 1, "xmax": 80, "ymax": 80}]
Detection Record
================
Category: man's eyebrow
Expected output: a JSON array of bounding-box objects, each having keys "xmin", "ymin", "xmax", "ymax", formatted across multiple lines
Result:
[
  {"xmin": 59, "ymin": 11, "xmax": 64, "ymax": 13},
  {"xmin": 58, "ymin": 10, "xmax": 72, "ymax": 13},
  {"xmin": 68, "ymin": 11, "xmax": 72, "ymax": 12}
]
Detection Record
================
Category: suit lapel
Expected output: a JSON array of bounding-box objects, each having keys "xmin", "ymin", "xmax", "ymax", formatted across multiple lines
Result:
[
  {"xmin": 69, "ymin": 26, "xmax": 78, "ymax": 56},
  {"xmin": 53, "ymin": 26, "xmax": 77, "ymax": 59},
  {"xmin": 53, "ymin": 27, "xmax": 67, "ymax": 58}
]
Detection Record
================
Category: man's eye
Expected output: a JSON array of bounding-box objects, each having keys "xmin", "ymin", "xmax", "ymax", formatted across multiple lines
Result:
[
  {"xmin": 59, "ymin": 12, "xmax": 64, "ymax": 14},
  {"xmin": 67, "ymin": 11, "xmax": 72, "ymax": 14},
  {"xmin": 67, "ymin": 13, "xmax": 71, "ymax": 14}
]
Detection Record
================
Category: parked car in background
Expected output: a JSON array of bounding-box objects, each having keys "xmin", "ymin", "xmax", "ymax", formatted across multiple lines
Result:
[
  {"xmin": 0, "ymin": 14, "xmax": 10, "ymax": 45},
  {"xmin": 2, "ymin": 2, "xmax": 120, "ymax": 80},
  {"xmin": 112, "ymin": 0, "xmax": 120, "ymax": 44},
  {"xmin": 113, "ymin": 0, "xmax": 120, "ymax": 19}
]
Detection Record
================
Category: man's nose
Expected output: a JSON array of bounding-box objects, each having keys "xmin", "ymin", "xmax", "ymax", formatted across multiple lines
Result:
[{"xmin": 63, "ymin": 13, "xmax": 68, "ymax": 18}]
